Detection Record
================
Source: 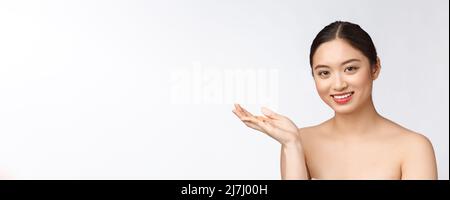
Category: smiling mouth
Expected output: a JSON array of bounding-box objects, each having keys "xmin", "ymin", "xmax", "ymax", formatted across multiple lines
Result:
[
  {"xmin": 330, "ymin": 91, "xmax": 354, "ymax": 104},
  {"xmin": 331, "ymin": 91, "xmax": 354, "ymax": 99}
]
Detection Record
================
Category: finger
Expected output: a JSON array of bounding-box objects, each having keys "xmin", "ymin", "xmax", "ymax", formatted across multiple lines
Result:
[
  {"xmin": 234, "ymin": 103, "xmax": 240, "ymax": 111},
  {"xmin": 243, "ymin": 121, "xmax": 264, "ymax": 132},
  {"xmin": 255, "ymin": 116, "xmax": 277, "ymax": 129},
  {"xmin": 232, "ymin": 109, "xmax": 243, "ymax": 119},
  {"xmin": 242, "ymin": 116, "xmax": 271, "ymax": 131},
  {"xmin": 234, "ymin": 111, "xmax": 264, "ymax": 132},
  {"xmin": 233, "ymin": 104, "xmax": 247, "ymax": 118},
  {"xmin": 255, "ymin": 116, "xmax": 269, "ymax": 123},
  {"xmin": 233, "ymin": 109, "xmax": 251, "ymax": 121},
  {"xmin": 238, "ymin": 104, "xmax": 254, "ymax": 117},
  {"xmin": 235, "ymin": 104, "xmax": 249, "ymax": 117},
  {"xmin": 241, "ymin": 116, "xmax": 256, "ymax": 122},
  {"xmin": 261, "ymin": 107, "xmax": 282, "ymax": 119}
]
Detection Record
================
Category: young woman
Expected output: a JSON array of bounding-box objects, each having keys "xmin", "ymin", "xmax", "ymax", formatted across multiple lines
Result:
[{"xmin": 232, "ymin": 21, "xmax": 437, "ymax": 180}]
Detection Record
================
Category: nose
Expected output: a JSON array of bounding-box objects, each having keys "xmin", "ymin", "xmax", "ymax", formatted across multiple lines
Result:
[{"xmin": 333, "ymin": 74, "xmax": 348, "ymax": 91}]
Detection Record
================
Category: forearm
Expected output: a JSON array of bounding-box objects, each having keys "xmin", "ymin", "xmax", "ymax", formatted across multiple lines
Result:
[{"xmin": 280, "ymin": 141, "xmax": 309, "ymax": 180}]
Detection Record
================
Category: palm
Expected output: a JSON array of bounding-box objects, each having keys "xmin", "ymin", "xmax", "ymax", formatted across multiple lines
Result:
[
  {"xmin": 270, "ymin": 118, "xmax": 298, "ymax": 135},
  {"xmin": 232, "ymin": 104, "xmax": 299, "ymax": 145}
]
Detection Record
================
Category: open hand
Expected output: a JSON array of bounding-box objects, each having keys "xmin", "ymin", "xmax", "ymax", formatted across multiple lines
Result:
[{"xmin": 232, "ymin": 104, "xmax": 300, "ymax": 145}]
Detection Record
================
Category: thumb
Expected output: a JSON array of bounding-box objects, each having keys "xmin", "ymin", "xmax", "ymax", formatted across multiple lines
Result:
[{"xmin": 261, "ymin": 107, "xmax": 281, "ymax": 119}]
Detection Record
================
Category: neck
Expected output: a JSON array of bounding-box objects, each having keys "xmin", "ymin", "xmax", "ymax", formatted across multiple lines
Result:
[{"xmin": 331, "ymin": 97, "xmax": 381, "ymax": 136}]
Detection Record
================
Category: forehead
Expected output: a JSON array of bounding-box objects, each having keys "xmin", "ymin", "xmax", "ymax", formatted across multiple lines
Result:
[{"xmin": 312, "ymin": 39, "xmax": 367, "ymax": 67}]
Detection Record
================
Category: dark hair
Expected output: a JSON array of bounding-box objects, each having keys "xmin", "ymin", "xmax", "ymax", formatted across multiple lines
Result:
[{"xmin": 309, "ymin": 21, "xmax": 378, "ymax": 71}]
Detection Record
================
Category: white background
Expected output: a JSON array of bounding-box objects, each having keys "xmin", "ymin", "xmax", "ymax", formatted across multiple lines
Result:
[{"xmin": 0, "ymin": 0, "xmax": 448, "ymax": 179}]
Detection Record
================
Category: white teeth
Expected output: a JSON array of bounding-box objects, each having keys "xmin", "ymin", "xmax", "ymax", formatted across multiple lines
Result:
[{"xmin": 333, "ymin": 93, "xmax": 352, "ymax": 99}]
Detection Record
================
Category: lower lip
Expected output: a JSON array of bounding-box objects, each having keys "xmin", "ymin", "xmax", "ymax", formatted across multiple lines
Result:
[{"xmin": 332, "ymin": 93, "xmax": 353, "ymax": 104}]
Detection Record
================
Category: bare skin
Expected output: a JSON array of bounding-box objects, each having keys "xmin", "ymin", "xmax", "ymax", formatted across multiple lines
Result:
[
  {"xmin": 233, "ymin": 104, "xmax": 308, "ymax": 180},
  {"xmin": 233, "ymin": 39, "xmax": 437, "ymax": 180},
  {"xmin": 300, "ymin": 118, "xmax": 437, "ymax": 179}
]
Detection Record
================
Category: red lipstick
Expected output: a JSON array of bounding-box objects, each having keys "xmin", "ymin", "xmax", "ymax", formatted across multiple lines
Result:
[{"xmin": 331, "ymin": 91, "xmax": 354, "ymax": 105}]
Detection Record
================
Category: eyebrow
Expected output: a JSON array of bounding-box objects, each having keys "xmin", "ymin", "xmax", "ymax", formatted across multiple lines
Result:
[{"xmin": 313, "ymin": 58, "xmax": 361, "ymax": 70}]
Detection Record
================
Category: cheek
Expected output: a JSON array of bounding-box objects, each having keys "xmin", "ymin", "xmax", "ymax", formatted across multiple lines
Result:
[
  {"xmin": 349, "ymin": 72, "xmax": 373, "ymax": 96},
  {"xmin": 353, "ymin": 72, "xmax": 372, "ymax": 87},
  {"xmin": 349, "ymin": 76, "xmax": 366, "ymax": 88},
  {"xmin": 314, "ymin": 79, "xmax": 331, "ymax": 97}
]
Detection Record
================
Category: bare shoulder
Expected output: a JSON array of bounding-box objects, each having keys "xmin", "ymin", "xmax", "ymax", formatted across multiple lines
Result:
[
  {"xmin": 400, "ymin": 130, "xmax": 433, "ymax": 150},
  {"xmin": 397, "ymin": 128, "xmax": 435, "ymax": 160},
  {"xmin": 381, "ymin": 118, "xmax": 437, "ymax": 179},
  {"xmin": 381, "ymin": 119, "xmax": 433, "ymax": 150}
]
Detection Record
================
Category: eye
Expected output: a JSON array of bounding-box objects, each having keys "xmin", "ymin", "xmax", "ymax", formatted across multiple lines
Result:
[
  {"xmin": 317, "ymin": 71, "xmax": 330, "ymax": 78},
  {"xmin": 344, "ymin": 66, "xmax": 359, "ymax": 73}
]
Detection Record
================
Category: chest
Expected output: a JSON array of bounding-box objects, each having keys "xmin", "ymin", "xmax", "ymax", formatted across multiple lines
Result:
[{"xmin": 303, "ymin": 139, "xmax": 402, "ymax": 179}]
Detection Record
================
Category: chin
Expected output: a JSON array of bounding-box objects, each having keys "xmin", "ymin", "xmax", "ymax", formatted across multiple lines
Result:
[
  {"xmin": 331, "ymin": 105, "xmax": 357, "ymax": 114},
  {"xmin": 323, "ymin": 98, "xmax": 359, "ymax": 114}
]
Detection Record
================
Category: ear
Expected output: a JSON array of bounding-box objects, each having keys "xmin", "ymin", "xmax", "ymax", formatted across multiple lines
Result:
[{"xmin": 372, "ymin": 57, "xmax": 381, "ymax": 80}]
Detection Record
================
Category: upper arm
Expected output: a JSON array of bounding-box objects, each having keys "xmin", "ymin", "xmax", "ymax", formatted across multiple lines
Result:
[
  {"xmin": 297, "ymin": 127, "xmax": 311, "ymax": 179},
  {"xmin": 401, "ymin": 133, "xmax": 438, "ymax": 180}
]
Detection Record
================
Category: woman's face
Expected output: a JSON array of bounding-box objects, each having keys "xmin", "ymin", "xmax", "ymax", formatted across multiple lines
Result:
[{"xmin": 311, "ymin": 39, "xmax": 379, "ymax": 114}]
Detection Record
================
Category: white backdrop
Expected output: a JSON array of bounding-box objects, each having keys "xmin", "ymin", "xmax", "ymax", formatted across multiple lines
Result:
[{"xmin": 0, "ymin": 0, "xmax": 448, "ymax": 179}]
